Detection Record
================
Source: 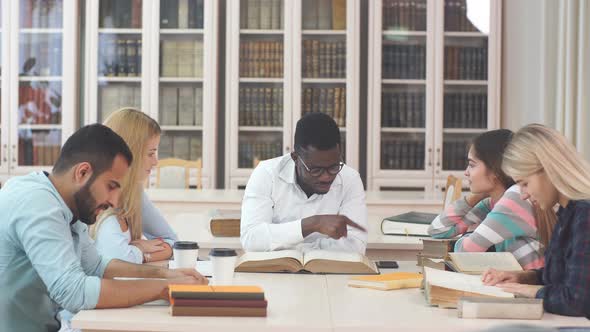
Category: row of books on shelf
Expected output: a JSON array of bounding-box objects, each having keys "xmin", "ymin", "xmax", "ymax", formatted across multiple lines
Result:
[
  {"xmin": 381, "ymin": 91, "xmax": 425, "ymax": 128},
  {"xmin": 443, "ymin": 92, "xmax": 487, "ymax": 128},
  {"xmin": 239, "ymin": 40, "xmax": 283, "ymax": 78},
  {"xmin": 382, "ymin": 0, "xmax": 427, "ymax": 31},
  {"xmin": 240, "ymin": 0, "xmax": 283, "ymax": 30},
  {"xmin": 159, "ymin": 134, "xmax": 202, "ymax": 161},
  {"xmin": 302, "ymin": 39, "xmax": 346, "ymax": 78},
  {"xmin": 99, "ymin": 0, "xmax": 142, "ymax": 29},
  {"xmin": 302, "ymin": 87, "xmax": 346, "ymax": 127},
  {"xmin": 18, "ymin": 131, "xmax": 61, "ymax": 166},
  {"xmin": 381, "ymin": 139, "xmax": 425, "ymax": 170},
  {"xmin": 239, "ymin": 87, "xmax": 283, "ymax": 127},
  {"xmin": 100, "ymin": 85, "xmax": 141, "ymax": 121},
  {"xmin": 99, "ymin": 38, "xmax": 142, "ymax": 77},
  {"xmin": 382, "ymin": 44, "xmax": 426, "ymax": 79},
  {"xmin": 161, "ymin": 0, "xmax": 205, "ymax": 29},
  {"xmin": 18, "ymin": 85, "xmax": 62, "ymax": 125},
  {"xmin": 442, "ymin": 140, "xmax": 469, "ymax": 170},
  {"xmin": 238, "ymin": 140, "xmax": 282, "ymax": 168},
  {"xmin": 160, "ymin": 86, "xmax": 203, "ymax": 126},
  {"xmin": 20, "ymin": 36, "xmax": 63, "ymax": 77},
  {"xmin": 161, "ymin": 40, "xmax": 204, "ymax": 78},
  {"xmin": 444, "ymin": 0, "xmax": 480, "ymax": 32},
  {"xmin": 20, "ymin": 0, "xmax": 63, "ymax": 29},
  {"xmin": 444, "ymin": 46, "xmax": 488, "ymax": 80},
  {"xmin": 302, "ymin": 0, "xmax": 346, "ymax": 30}
]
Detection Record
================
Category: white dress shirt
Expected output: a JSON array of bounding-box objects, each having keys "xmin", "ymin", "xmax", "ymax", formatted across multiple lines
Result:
[{"xmin": 240, "ymin": 154, "xmax": 368, "ymax": 254}]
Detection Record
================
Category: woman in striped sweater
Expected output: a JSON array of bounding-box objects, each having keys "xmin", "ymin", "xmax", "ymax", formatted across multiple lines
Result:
[{"xmin": 428, "ymin": 129, "xmax": 554, "ymax": 270}]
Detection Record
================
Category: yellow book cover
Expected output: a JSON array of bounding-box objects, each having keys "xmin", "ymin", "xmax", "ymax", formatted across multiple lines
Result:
[{"xmin": 348, "ymin": 272, "xmax": 423, "ymax": 291}]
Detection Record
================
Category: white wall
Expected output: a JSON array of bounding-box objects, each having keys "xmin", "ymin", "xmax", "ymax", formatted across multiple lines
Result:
[{"xmin": 501, "ymin": 0, "xmax": 558, "ymax": 130}]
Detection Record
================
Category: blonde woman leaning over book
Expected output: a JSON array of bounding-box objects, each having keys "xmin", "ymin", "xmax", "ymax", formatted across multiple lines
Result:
[
  {"xmin": 90, "ymin": 108, "xmax": 178, "ymax": 264},
  {"xmin": 482, "ymin": 124, "xmax": 590, "ymax": 317},
  {"xmin": 428, "ymin": 129, "xmax": 555, "ymax": 270}
]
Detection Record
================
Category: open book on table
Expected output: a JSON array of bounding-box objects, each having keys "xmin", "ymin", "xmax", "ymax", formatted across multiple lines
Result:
[{"xmin": 235, "ymin": 250, "xmax": 379, "ymax": 274}]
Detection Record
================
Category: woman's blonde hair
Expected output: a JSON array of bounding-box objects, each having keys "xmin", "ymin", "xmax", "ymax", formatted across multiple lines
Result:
[
  {"xmin": 90, "ymin": 108, "xmax": 161, "ymax": 241},
  {"xmin": 502, "ymin": 123, "xmax": 590, "ymax": 246}
]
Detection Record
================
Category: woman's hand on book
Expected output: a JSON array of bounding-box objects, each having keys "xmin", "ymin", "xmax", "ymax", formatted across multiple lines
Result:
[
  {"xmin": 302, "ymin": 215, "xmax": 366, "ymax": 239},
  {"xmin": 481, "ymin": 268, "xmax": 520, "ymax": 285}
]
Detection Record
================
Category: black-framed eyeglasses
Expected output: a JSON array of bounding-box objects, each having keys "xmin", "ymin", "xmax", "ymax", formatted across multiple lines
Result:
[{"xmin": 297, "ymin": 156, "xmax": 344, "ymax": 177}]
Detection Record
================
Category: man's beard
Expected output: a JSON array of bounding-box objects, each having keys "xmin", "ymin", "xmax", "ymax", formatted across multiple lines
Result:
[{"xmin": 73, "ymin": 180, "xmax": 108, "ymax": 225}]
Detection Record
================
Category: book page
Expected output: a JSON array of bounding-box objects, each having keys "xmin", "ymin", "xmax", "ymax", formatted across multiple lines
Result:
[
  {"xmin": 424, "ymin": 267, "xmax": 514, "ymax": 298},
  {"xmin": 302, "ymin": 250, "xmax": 363, "ymax": 265},
  {"xmin": 236, "ymin": 250, "xmax": 304, "ymax": 266},
  {"xmin": 449, "ymin": 252, "xmax": 523, "ymax": 273}
]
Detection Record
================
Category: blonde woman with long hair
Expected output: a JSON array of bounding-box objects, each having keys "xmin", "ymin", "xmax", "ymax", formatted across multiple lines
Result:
[
  {"xmin": 482, "ymin": 124, "xmax": 590, "ymax": 317},
  {"xmin": 90, "ymin": 108, "xmax": 177, "ymax": 264}
]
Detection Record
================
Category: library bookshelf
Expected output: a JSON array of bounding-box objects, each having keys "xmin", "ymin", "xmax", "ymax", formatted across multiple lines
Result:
[
  {"xmin": 225, "ymin": 0, "xmax": 360, "ymax": 189},
  {"xmin": 84, "ymin": 0, "xmax": 218, "ymax": 188},
  {"xmin": 0, "ymin": 0, "xmax": 78, "ymax": 182},
  {"xmin": 367, "ymin": 0, "xmax": 501, "ymax": 193}
]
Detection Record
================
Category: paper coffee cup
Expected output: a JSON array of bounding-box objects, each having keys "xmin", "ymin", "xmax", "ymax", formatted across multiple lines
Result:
[
  {"xmin": 209, "ymin": 248, "xmax": 238, "ymax": 285},
  {"xmin": 173, "ymin": 241, "xmax": 199, "ymax": 269}
]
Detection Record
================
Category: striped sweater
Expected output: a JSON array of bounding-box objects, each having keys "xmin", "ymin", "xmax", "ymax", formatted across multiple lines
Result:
[{"xmin": 427, "ymin": 185, "xmax": 545, "ymax": 270}]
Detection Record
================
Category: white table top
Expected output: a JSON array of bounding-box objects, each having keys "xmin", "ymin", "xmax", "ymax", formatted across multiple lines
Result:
[{"xmin": 72, "ymin": 262, "xmax": 590, "ymax": 332}]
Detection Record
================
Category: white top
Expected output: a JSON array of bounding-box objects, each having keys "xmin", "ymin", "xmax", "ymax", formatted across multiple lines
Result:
[
  {"xmin": 94, "ymin": 217, "xmax": 143, "ymax": 264},
  {"xmin": 240, "ymin": 154, "xmax": 368, "ymax": 254}
]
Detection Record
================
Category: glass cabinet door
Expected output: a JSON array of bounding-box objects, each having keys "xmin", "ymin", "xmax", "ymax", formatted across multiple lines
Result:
[
  {"xmin": 237, "ymin": 0, "xmax": 284, "ymax": 169},
  {"xmin": 379, "ymin": 0, "xmax": 428, "ymax": 172},
  {"xmin": 17, "ymin": 0, "xmax": 64, "ymax": 167},
  {"xmin": 96, "ymin": 0, "xmax": 142, "ymax": 122},
  {"xmin": 441, "ymin": 0, "xmax": 489, "ymax": 171},
  {"xmin": 300, "ymin": 0, "xmax": 348, "ymax": 160},
  {"xmin": 157, "ymin": 0, "xmax": 205, "ymax": 164}
]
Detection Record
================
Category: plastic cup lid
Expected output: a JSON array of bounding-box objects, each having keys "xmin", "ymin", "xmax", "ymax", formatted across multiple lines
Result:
[
  {"xmin": 210, "ymin": 248, "xmax": 238, "ymax": 257},
  {"xmin": 173, "ymin": 241, "xmax": 199, "ymax": 250}
]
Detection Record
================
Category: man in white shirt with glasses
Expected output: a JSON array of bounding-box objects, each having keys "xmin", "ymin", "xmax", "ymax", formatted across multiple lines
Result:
[{"xmin": 240, "ymin": 112, "xmax": 368, "ymax": 254}]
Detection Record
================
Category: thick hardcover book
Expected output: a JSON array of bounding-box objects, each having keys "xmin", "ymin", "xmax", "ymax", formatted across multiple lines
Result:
[
  {"xmin": 172, "ymin": 298, "xmax": 268, "ymax": 308},
  {"xmin": 348, "ymin": 272, "xmax": 423, "ymax": 291},
  {"xmin": 170, "ymin": 306, "xmax": 267, "ymax": 317},
  {"xmin": 458, "ymin": 297, "xmax": 543, "ymax": 320},
  {"xmin": 169, "ymin": 285, "xmax": 265, "ymax": 300}
]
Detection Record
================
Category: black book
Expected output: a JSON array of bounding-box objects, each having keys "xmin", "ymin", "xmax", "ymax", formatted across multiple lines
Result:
[
  {"xmin": 392, "ymin": 141, "xmax": 401, "ymax": 169},
  {"xmin": 161, "ymin": 0, "xmax": 179, "ymax": 28},
  {"xmin": 399, "ymin": 92, "xmax": 407, "ymax": 127},
  {"xmin": 459, "ymin": 92, "xmax": 468, "ymax": 127},
  {"xmin": 481, "ymin": 93, "xmax": 488, "ymax": 128},
  {"xmin": 381, "ymin": 92, "xmax": 390, "ymax": 127},
  {"xmin": 407, "ymin": 92, "xmax": 414, "ymax": 127},
  {"xmin": 443, "ymin": 94, "xmax": 450, "ymax": 127},
  {"xmin": 126, "ymin": 39, "xmax": 138, "ymax": 76},
  {"xmin": 418, "ymin": 45, "xmax": 426, "ymax": 78},
  {"xmin": 391, "ymin": 92, "xmax": 400, "ymax": 127},
  {"xmin": 136, "ymin": 39, "xmax": 142, "ymax": 75},
  {"xmin": 117, "ymin": 0, "xmax": 133, "ymax": 28}
]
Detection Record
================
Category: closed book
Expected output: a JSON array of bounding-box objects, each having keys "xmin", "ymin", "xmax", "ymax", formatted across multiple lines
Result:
[
  {"xmin": 302, "ymin": 0, "xmax": 318, "ymax": 29},
  {"xmin": 458, "ymin": 297, "xmax": 543, "ymax": 320},
  {"xmin": 259, "ymin": 0, "xmax": 272, "ymax": 29},
  {"xmin": 160, "ymin": 87, "xmax": 178, "ymax": 125},
  {"xmin": 177, "ymin": 86, "xmax": 196, "ymax": 125},
  {"xmin": 126, "ymin": 39, "xmax": 138, "ymax": 76},
  {"xmin": 178, "ymin": 0, "xmax": 189, "ymax": 29},
  {"xmin": 161, "ymin": 40, "xmax": 178, "ymax": 76},
  {"xmin": 348, "ymin": 272, "xmax": 423, "ymax": 291},
  {"xmin": 317, "ymin": 0, "xmax": 332, "ymax": 30},
  {"xmin": 194, "ymin": 87, "xmax": 203, "ymax": 126},
  {"xmin": 331, "ymin": 0, "xmax": 346, "ymax": 29},
  {"xmin": 381, "ymin": 211, "xmax": 437, "ymax": 236},
  {"xmin": 177, "ymin": 41, "xmax": 196, "ymax": 77},
  {"xmin": 161, "ymin": 0, "xmax": 179, "ymax": 28},
  {"xmin": 246, "ymin": 0, "xmax": 260, "ymax": 29},
  {"xmin": 270, "ymin": 0, "xmax": 281, "ymax": 29},
  {"xmin": 170, "ymin": 305, "xmax": 267, "ymax": 317},
  {"xmin": 169, "ymin": 285, "xmax": 265, "ymax": 301},
  {"xmin": 189, "ymin": 136, "xmax": 202, "ymax": 161},
  {"xmin": 171, "ymin": 298, "xmax": 267, "ymax": 308},
  {"xmin": 448, "ymin": 252, "xmax": 523, "ymax": 275},
  {"xmin": 209, "ymin": 209, "xmax": 241, "ymax": 237},
  {"xmin": 421, "ymin": 238, "xmax": 455, "ymax": 258}
]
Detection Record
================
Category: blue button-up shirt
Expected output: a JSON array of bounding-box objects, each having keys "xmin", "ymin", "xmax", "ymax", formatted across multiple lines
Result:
[
  {"xmin": 535, "ymin": 199, "xmax": 590, "ymax": 316},
  {"xmin": 0, "ymin": 172, "xmax": 112, "ymax": 332}
]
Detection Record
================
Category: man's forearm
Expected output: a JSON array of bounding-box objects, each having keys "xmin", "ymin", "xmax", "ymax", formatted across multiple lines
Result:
[
  {"xmin": 96, "ymin": 279, "xmax": 168, "ymax": 308},
  {"xmin": 103, "ymin": 259, "xmax": 170, "ymax": 279},
  {"xmin": 301, "ymin": 216, "xmax": 318, "ymax": 238}
]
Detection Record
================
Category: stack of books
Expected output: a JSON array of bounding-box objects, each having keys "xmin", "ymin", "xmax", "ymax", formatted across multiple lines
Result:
[
  {"xmin": 416, "ymin": 238, "xmax": 455, "ymax": 271},
  {"xmin": 169, "ymin": 285, "xmax": 267, "ymax": 317}
]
